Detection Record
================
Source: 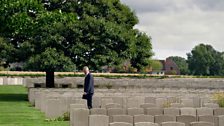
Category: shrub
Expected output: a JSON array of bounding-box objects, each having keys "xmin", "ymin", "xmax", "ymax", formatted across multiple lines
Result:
[
  {"xmin": 163, "ymin": 101, "xmax": 172, "ymax": 108},
  {"xmin": 212, "ymin": 92, "xmax": 224, "ymax": 107},
  {"xmin": 166, "ymin": 70, "xmax": 177, "ymax": 75},
  {"xmin": 113, "ymin": 65, "xmax": 126, "ymax": 73},
  {"xmin": 128, "ymin": 67, "xmax": 138, "ymax": 73},
  {"xmin": 46, "ymin": 112, "xmax": 70, "ymax": 121}
]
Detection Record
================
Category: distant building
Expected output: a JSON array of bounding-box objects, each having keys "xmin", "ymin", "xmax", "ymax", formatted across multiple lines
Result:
[
  {"xmin": 151, "ymin": 58, "xmax": 180, "ymax": 75},
  {"xmin": 164, "ymin": 58, "xmax": 180, "ymax": 75},
  {"xmin": 150, "ymin": 60, "xmax": 166, "ymax": 75}
]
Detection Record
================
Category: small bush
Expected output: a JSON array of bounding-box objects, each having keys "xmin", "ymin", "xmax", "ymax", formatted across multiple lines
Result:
[
  {"xmin": 46, "ymin": 112, "xmax": 70, "ymax": 121},
  {"xmin": 62, "ymin": 112, "xmax": 70, "ymax": 121},
  {"xmin": 113, "ymin": 65, "xmax": 126, "ymax": 73},
  {"xmin": 212, "ymin": 92, "xmax": 224, "ymax": 107},
  {"xmin": 128, "ymin": 67, "xmax": 138, "ymax": 73},
  {"xmin": 163, "ymin": 101, "xmax": 172, "ymax": 108},
  {"xmin": 166, "ymin": 70, "xmax": 177, "ymax": 75}
]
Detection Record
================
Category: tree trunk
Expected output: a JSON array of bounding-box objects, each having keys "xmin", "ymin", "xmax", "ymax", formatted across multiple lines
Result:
[{"xmin": 46, "ymin": 71, "xmax": 54, "ymax": 88}]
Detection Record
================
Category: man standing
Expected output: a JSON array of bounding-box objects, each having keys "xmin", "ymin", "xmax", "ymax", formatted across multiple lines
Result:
[{"xmin": 83, "ymin": 66, "xmax": 94, "ymax": 109}]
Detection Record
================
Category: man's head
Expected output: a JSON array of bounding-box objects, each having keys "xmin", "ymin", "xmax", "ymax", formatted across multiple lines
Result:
[{"xmin": 83, "ymin": 66, "xmax": 89, "ymax": 75}]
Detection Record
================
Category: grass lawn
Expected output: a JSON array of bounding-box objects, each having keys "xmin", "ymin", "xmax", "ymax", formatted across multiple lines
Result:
[{"xmin": 0, "ymin": 85, "xmax": 69, "ymax": 126}]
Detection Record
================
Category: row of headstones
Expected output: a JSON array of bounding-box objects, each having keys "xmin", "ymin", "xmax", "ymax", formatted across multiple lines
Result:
[
  {"xmin": 93, "ymin": 96, "xmax": 218, "ymax": 109},
  {"xmin": 32, "ymin": 95, "xmax": 219, "ymax": 119},
  {"xmin": 79, "ymin": 107, "xmax": 224, "ymax": 117},
  {"xmin": 28, "ymin": 86, "xmax": 220, "ymax": 93},
  {"xmin": 29, "ymin": 88, "xmax": 213, "ymax": 97},
  {"xmin": 28, "ymin": 89, "xmax": 220, "ymax": 119},
  {"xmin": 28, "ymin": 88, "xmax": 216, "ymax": 102},
  {"xmin": 32, "ymin": 92, "xmax": 86, "ymax": 118},
  {"xmin": 70, "ymin": 108, "xmax": 224, "ymax": 126},
  {"xmin": 28, "ymin": 88, "xmax": 217, "ymax": 97},
  {"xmin": 29, "ymin": 88, "xmax": 218, "ymax": 109},
  {"xmin": 70, "ymin": 103, "xmax": 224, "ymax": 126},
  {"xmin": 43, "ymin": 97, "xmax": 222, "ymax": 119}
]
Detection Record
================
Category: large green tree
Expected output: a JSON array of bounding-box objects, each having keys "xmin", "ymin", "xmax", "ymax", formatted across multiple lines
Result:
[
  {"xmin": 130, "ymin": 32, "xmax": 153, "ymax": 71},
  {"xmin": 187, "ymin": 44, "xmax": 224, "ymax": 76},
  {"xmin": 0, "ymin": 0, "xmax": 153, "ymax": 87},
  {"xmin": 167, "ymin": 56, "xmax": 189, "ymax": 75},
  {"xmin": 209, "ymin": 51, "xmax": 224, "ymax": 76}
]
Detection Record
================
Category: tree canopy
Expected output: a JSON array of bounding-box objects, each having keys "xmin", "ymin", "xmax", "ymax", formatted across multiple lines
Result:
[
  {"xmin": 0, "ymin": 0, "xmax": 153, "ymax": 86},
  {"xmin": 150, "ymin": 60, "xmax": 163, "ymax": 72},
  {"xmin": 187, "ymin": 44, "xmax": 224, "ymax": 76}
]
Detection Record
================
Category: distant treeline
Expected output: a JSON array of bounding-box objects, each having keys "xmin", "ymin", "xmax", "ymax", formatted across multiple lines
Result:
[{"xmin": 169, "ymin": 43, "xmax": 224, "ymax": 76}]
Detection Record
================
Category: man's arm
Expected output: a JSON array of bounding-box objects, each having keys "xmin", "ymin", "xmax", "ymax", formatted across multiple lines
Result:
[{"xmin": 84, "ymin": 74, "xmax": 91, "ymax": 93}]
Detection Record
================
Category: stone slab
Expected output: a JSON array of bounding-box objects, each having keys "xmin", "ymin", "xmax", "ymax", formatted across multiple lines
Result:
[
  {"xmin": 198, "ymin": 115, "xmax": 215, "ymax": 123},
  {"xmin": 89, "ymin": 115, "xmax": 109, "ymax": 126},
  {"xmin": 134, "ymin": 115, "xmax": 154, "ymax": 123},
  {"xmin": 146, "ymin": 108, "xmax": 163, "ymax": 116},
  {"xmin": 135, "ymin": 122, "xmax": 159, "ymax": 126},
  {"xmin": 127, "ymin": 108, "xmax": 144, "ymax": 116},
  {"xmin": 109, "ymin": 122, "xmax": 133, "ymax": 126},
  {"xmin": 90, "ymin": 108, "xmax": 107, "ymax": 115},
  {"xmin": 161, "ymin": 122, "xmax": 185, "ymax": 126},
  {"xmin": 177, "ymin": 115, "xmax": 197, "ymax": 126},
  {"xmin": 214, "ymin": 115, "xmax": 224, "ymax": 126},
  {"xmin": 190, "ymin": 122, "xmax": 214, "ymax": 126},
  {"xmin": 106, "ymin": 103, "xmax": 122, "ymax": 109},
  {"xmin": 70, "ymin": 108, "xmax": 89, "ymax": 126},
  {"xmin": 181, "ymin": 108, "xmax": 196, "ymax": 116},
  {"xmin": 112, "ymin": 115, "xmax": 133, "ymax": 124},
  {"xmin": 214, "ymin": 108, "xmax": 224, "ymax": 116},
  {"xmin": 107, "ymin": 108, "xmax": 126, "ymax": 122},
  {"xmin": 45, "ymin": 98, "xmax": 63, "ymax": 119},
  {"xmin": 154, "ymin": 115, "xmax": 176, "ymax": 124},
  {"xmin": 145, "ymin": 97, "xmax": 156, "ymax": 104},
  {"xmin": 196, "ymin": 108, "xmax": 213, "ymax": 116},
  {"xmin": 164, "ymin": 108, "xmax": 180, "ymax": 116}
]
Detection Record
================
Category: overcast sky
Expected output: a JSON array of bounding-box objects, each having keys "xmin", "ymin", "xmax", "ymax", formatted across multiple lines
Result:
[{"xmin": 121, "ymin": 0, "xmax": 224, "ymax": 59}]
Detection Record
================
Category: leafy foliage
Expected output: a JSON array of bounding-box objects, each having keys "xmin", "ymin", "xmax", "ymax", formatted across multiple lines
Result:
[
  {"xmin": 187, "ymin": 44, "xmax": 224, "ymax": 76},
  {"xmin": 212, "ymin": 92, "xmax": 224, "ymax": 107},
  {"xmin": 25, "ymin": 48, "xmax": 75, "ymax": 71},
  {"xmin": 0, "ymin": 0, "xmax": 152, "ymax": 72},
  {"xmin": 130, "ymin": 32, "xmax": 153, "ymax": 72},
  {"xmin": 0, "ymin": 0, "xmax": 153, "ymax": 87},
  {"xmin": 168, "ymin": 56, "xmax": 189, "ymax": 75},
  {"xmin": 0, "ymin": 37, "xmax": 14, "ymax": 64},
  {"xmin": 150, "ymin": 60, "xmax": 163, "ymax": 72}
]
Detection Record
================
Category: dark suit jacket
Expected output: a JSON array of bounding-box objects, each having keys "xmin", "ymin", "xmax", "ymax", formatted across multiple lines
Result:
[{"xmin": 84, "ymin": 73, "xmax": 94, "ymax": 94}]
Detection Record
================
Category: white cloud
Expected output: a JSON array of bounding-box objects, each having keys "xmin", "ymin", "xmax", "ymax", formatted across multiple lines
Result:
[
  {"xmin": 193, "ymin": 0, "xmax": 224, "ymax": 11},
  {"xmin": 121, "ymin": 0, "xmax": 224, "ymax": 59}
]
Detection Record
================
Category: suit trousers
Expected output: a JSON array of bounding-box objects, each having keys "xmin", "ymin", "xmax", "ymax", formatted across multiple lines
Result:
[{"xmin": 86, "ymin": 93, "xmax": 93, "ymax": 109}]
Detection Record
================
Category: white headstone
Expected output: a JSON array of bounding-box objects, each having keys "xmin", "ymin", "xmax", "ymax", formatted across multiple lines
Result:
[
  {"xmin": 70, "ymin": 108, "xmax": 89, "ymax": 126},
  {"xmin": 89, "ymin": 115, "xmax": 109, "ymax": 126}
]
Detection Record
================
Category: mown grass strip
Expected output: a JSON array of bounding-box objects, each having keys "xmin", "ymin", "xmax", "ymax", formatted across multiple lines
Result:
[{"xmin": 0, "ymin": 85, "xmax": 68, "ymax": 126}]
